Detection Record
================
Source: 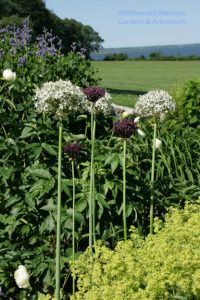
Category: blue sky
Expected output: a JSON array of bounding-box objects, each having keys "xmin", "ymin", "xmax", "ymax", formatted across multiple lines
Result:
[{"xmin": 45, "ymin": 0, "xmax": 200, "ymax": 48}]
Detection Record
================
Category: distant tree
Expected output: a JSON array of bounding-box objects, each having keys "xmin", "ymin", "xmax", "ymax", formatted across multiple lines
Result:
[
  {"xmin": 104, "ymin": 53, "xmax": 128, "ymax": 61},
  {"xmin": 149, "ymin": 51, "xmax": 162, "ymax": 60},
  {"xmin": 0, "ymin": 0, "xmax": 103, "ymax": 56}
]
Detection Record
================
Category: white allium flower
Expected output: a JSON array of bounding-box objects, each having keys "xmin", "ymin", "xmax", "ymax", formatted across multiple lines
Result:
[
  {"xmin": 34, "ymin": 80, "xmax": 89, "ymax": 116},
  {"xmin": 154, "ymin": 138, "xmax": 162, "ymax": 149},
  {"xmin": 91, "ymin": 92, "xmax": 113, "ymax": 115},
  {"xmin": 14, "ymin": 265, "xmax": 30, "ymax": 288},
  {"xmin": 3, "ymin": 69, "xmax": 16, "ymax": 81},
  {"xmin": 134, "ymin": 90, "xmax": 176, "ymax": 119}
]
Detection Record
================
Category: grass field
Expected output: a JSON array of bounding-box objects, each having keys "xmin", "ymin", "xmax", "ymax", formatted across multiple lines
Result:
[{"xmin": 92, "ymin": 61, "xmax": 200, "ymax": 107}]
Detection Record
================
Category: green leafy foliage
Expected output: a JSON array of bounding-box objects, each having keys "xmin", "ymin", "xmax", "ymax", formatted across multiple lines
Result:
[
  {"xmin": 172, "ymin": 78, "xmax": 200, "ymax": 127},
  {"xmin": 1, "ymin": 18, "xmax": 200, "ymax": 300},
  {"xmin": 71, "ymin": 202, "xmax": 200, "ymax": 300}
]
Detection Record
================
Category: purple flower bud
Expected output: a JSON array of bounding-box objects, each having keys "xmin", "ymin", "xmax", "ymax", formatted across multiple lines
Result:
[
  {"xmin": 64, "ymin": 143, "xmax": 81, "ymax": 159},
  {"xmin": 112, "ymin": 119, "xmax": 138, "ymax": 138},
  {"xmin": 82, "ymin": 87, "xmax": 105, "ymax": 102}
]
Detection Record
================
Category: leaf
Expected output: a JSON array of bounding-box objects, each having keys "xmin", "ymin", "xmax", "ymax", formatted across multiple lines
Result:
[
  {"xmin": 20, "ymin": 127, "xmax": 35, "ymax": 138},
  {"xmin": 96, "ymin": 193, "xmax": 110, "ymax": 209},
  {"xmin": 75, "ymin": 198, "xmax": 87, "ymax": 212},
  {"xmin": 111, "ymin": 159, "xmax": 119, "ymax": 173},
  {"xmin": 30, "ymin": 169, "xmax": 52, "ymax": 179},
  {"xmin": 66, "ymin": 209, "xmax": 85, "ymax": 224},
  {"xmin": 42, "ymin": 143, "xmax": 57, "ymax": 156},
  {"xmin": 0, "ymin": 167, "xmax": 13, "ymax": 179}
]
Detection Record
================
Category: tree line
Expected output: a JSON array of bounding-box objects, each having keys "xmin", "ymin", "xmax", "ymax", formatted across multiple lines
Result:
[
  {"xmin": 0, "ymin": 0, "xmax": 103, "ymax": 57},
  {"xmin": 104, "ymin": 51, "xmax": 200, "ymax": 61}
]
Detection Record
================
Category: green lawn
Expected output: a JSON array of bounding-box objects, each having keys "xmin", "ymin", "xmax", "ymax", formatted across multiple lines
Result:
[{"xmin": 92, "ymin": 61, "xmax": 200, "ymax": 107}]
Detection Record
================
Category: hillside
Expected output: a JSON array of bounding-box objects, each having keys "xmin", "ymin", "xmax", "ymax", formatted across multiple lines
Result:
[{"xmin": 91, "ymin": 43, "xmax": 200, "ymax": 60}]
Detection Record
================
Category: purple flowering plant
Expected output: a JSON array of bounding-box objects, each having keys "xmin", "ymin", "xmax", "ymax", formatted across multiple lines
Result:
[
  {"xmin": 112, "ymin": 118, "xmax": 138, "ymax": 139},
  {"xmin": 64, "ymin": 143, "xmax": 81, "ymax": 160}
]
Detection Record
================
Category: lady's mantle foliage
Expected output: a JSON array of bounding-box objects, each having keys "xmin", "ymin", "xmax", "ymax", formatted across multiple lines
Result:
[
  {"xmin": 71, "ymin": 202, "xmax": 200, "ymax": 300},
  {"xmin": 134, "ymin": 89, "xmax": 176, "ymax": 118}
]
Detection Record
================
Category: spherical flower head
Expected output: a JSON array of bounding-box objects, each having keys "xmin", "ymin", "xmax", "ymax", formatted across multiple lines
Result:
[
  {"xmin": 134, "ymin": 90, "xmax": 176, "ymax": 119},
  {"xmin": 112, "ymin": 118, "xmax": 138, "ymax": 138},
  {"xmin": 82, "ymin": 87, "xmax": 105, "ymax": 103},
  {"xmin": 94, "ymin": 91, "xmax": 113, "ymax": 115},
  {"xmin": 64, "ymin": 143, "xmax": 81, "ymax": 160},
  {"xmin": 14, "ymin": 265, "xmax": 30, "ymax": 289},
  {"xmin": 2, "ymin": 69, "xmax": 16, "ymax": 81},
  {"xmin": 34, "ymin": 80, "xmax": 88, "ymax": 116}
]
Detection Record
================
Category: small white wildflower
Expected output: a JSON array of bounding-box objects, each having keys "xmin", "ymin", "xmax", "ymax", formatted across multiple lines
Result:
[
  {"xmin": 3, "ymin": 69, "xmax": 16, "ymax": 81},
  {"xmin": 14, "ymin": 265, "xmax": 30, "ymax": 288},
  {"xmin": 134, "ymin": 90, "xmax": 176, "ymax": 120},
  {"xmin": 154, "ymin": 138, "xmax": 162, "ymax": 149}
]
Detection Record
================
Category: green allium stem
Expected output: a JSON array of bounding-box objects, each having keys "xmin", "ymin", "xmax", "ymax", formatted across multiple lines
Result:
[
  {"xmin": 150, "ymin": 123, "xmax": 157, "ymax": 235},
  {"xmin": 92, "ymin": 115, "xmax": 96, "ymax": 247},
  {"xmin": 89, "ymin": 107, "xmax": 94, "ymax": 255},
  {"xmin": 55, "ymin": 124, "xmax": 62, "ymax": 300},
  {"xmin": 71, "ymin": 159, "xmax": 75, "ymax": 297},
  {"xmin": 123, "ymin": 139, "xmax": 127, "ymax": 241}
]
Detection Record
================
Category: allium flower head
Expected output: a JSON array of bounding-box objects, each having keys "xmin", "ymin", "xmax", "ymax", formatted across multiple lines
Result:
[
  {"xmin": 94, "ymin": 91, "xmax": 113, "ymax": 115},
  {"xmin": 2, "ymin": 69, "xmax": 16, "ymax": 81},
  {"xmin": 14, "ymin": 265, "xmax": 30, "ymax": 289},
  {"xmin": 112, "ymin": 118, "xmax": 138, "ymax": 138},
  {"xmin": 82, "ymin": 87, "xmax": 105, "ymax": 103},
  {"xmin": 134, "ymin": 90, "xmax": 176, "ymax": 118},
  {"xmin": 34, "ymin": 80, "xmax": 88, "ymax": 116},
  {"xmin": 64, "ymin": 143, "xmax": 81, "ymax": 159}
]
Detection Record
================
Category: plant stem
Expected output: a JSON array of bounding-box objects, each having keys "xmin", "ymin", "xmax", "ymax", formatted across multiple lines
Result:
[
  {"xmin": 150, "ymin": 123, "xmax": 157, "ymax": 235},
  {"xmin": 89, "ymin": 107, "xmax": 94, "ymax": 255},
  {"xmin": 92, "ymin": 115, "xmax": 96, "ymax": 247},
  {"xmin": 71, "ymin": 159, "xmax": 75, "ymax": 297},
  {"xmin": 55, "ymin": 124, "xmax": 62, "ymax": 300},
  {"xmin": 123, "ymin": 139, "xmax": 127, "ymax": 241}
]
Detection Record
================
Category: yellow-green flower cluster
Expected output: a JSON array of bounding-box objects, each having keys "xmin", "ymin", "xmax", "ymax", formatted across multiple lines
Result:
[{"xmin": 70, "ymin": 202, "xmax": 200, "ymax": 300}]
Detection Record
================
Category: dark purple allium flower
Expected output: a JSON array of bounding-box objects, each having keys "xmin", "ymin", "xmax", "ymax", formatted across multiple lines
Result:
[
  {"xmin": 64, "ymin": 143, "xmax": 81, "ymax": 159},
  {"xmin": 82, "ymin": 87, "xmax": 105, "ymax": 102},
  {"xmin": 112, "ymin": 119, "xmax": 138, "ymax": 138}
]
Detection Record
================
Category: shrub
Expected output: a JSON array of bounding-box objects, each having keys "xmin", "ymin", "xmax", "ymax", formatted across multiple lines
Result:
[
  {"xmin": 0, "ymin": 18, "xmax": 99, "ymax": 299},
  {"xmin": 171, "ymin": 78, "xmax": 200, "ymax": 127},
  {"xmin": 71, "ymin": 201, "xmax": 200, "ymax": 300}
]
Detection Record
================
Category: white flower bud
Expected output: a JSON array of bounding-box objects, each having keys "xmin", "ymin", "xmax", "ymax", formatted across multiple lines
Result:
[
  {"xmin": 14, "ymin": 265, "xmax": 30, "ymax": 288},
  {"xmin": 154, "ymin": 138, "xmax": 162, "ymax": 149},
  {"xmin": 121, "ymin": 111, "xmax": 130, "ymax": 118},
  {"xmin": 2, "ymin": 69, "xmax": 16, "ymax": 81},
  {"xmin": 134, "ymin": 116, "xmax": 140, "ymax": 123},
  {"xmin": 137, "ymin": 129, "xmax": 146, "ymax": 136}
]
